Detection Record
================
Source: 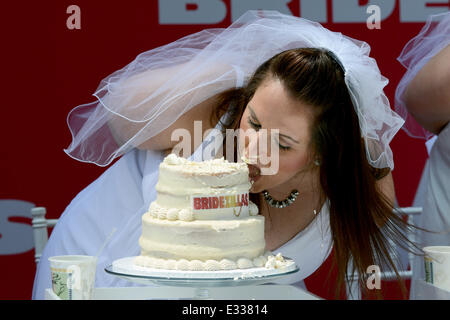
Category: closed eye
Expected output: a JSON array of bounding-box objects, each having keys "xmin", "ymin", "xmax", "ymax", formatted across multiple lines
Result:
[
  {"xmin": 247, "ymin": 117, "xmax": 261, "ymax": 130},
  {"xmin": 247, "ymin": 117, "xmax": 290, "ymax": 151},
  {"xmin": 278, "ymin": 143, "xmax": 291, "ymax": 151}
]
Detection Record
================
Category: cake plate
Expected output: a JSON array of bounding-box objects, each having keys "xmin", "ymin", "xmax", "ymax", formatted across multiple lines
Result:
[{"xmin": 105, "ymin": 256, "xmax": 299, "ymax": 299}]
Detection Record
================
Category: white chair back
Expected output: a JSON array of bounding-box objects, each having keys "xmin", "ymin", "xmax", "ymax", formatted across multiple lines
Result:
[{"xmin": 31, "ymin": 207, "xmax": 58, "ymax": 265}]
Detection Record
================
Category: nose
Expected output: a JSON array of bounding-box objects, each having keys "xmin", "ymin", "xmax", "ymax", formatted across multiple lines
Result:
[
  {"xmin": 240, "ymin": 129, "xmax": 270, "ymax": 167},
  {"xmin": 245, "ymin": 131, "xmax": 259, "ymax": 164}
]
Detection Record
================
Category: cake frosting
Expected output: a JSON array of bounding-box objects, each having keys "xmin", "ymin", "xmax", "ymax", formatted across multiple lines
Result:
[{"xmin": 135, "ymin": 154, "xmax": 270, "ymax": 271}]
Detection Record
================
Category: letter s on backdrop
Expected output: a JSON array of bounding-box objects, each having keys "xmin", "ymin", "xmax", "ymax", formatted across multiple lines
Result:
[{"xmin": 0, "ymin": 200, "xmax": 35, "ymax": 255}]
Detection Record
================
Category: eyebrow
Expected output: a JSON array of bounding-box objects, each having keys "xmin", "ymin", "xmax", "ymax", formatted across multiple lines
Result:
[{"xmin": 248, "ymin": 106, "xmax": 300, "ymax": 144}]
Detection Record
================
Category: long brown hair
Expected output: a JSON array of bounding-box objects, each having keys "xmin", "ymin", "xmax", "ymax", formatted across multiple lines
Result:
[{"xmin": 211, "ymin": 48, "xmax": 423, "ymax": 299}]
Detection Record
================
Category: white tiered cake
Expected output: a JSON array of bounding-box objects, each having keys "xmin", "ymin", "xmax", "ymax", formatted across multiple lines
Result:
[{"xmin": 135, "ymin": 153, "xmax": 271, "ymax": 271}]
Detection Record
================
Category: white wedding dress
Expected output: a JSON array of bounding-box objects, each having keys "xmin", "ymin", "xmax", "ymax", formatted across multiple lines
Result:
[
  {"xmin": 32, "ymin": 111, "xmax": 332, "ymax": 299},
  {"xmin": 409, "ymin": 123, "xmax": 450, "ymax": 299}
]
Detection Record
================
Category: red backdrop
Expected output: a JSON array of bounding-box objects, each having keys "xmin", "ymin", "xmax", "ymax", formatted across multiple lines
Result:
[{"xmin": 1, "ymin": 0, "xmax": 448, "ymax": 299}]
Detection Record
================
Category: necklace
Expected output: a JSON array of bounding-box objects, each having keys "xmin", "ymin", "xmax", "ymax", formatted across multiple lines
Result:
[{"xmin": 262, "ymin": 189, "xmax": 299, "ymax": 209}]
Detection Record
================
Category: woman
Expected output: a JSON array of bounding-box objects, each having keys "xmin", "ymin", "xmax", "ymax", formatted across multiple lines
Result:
[
  {"xmin": 33, "ymin": 11, "xmax": 418, "ymax": 299},
  {"xmin": 394, "ymin": 11, "xmax": 449, "ymax": 299}
]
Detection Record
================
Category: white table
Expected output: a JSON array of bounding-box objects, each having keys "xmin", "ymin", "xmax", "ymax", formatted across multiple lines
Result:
[
  {"xmin": 411, "ymin": 279, "xmax": 450, "ymax": 300},
  {"xmin": 45, "ymin": 284, "xmax": 321, "ymax": 300}
]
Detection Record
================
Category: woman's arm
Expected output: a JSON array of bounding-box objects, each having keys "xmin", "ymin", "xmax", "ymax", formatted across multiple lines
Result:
[
  {"xmin": 136, "ymin": 93, "xmax": 221, "ymax": 152},
  {"xmin": 403, "ymin": 45, "xmax": 450, "ymax": 135},
  {"xmin": 106, "ymin": 62, "xmax": 232, "ymax": 152}
]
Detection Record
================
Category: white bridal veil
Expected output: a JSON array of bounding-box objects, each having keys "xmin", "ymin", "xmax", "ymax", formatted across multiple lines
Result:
[{"xmin": 65, "ymin": 10, "xmax": 404, "ymax": 170}]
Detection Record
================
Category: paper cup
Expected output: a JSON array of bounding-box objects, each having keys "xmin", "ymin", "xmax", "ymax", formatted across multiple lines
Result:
[
  {"xmin": 423, "ymin": 246, "xmax": 450, "ymax": 292},
  {"xmin": 49, "ymin": 255, "xmax": 97, "ymax": 300}
]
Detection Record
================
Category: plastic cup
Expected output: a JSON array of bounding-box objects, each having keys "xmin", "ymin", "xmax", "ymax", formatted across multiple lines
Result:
[
  {"xmin": 49, "ymin": 255, "xmax": 97, "ymax": 300},
  {"xmin": 423, "ymin": 246, "xmax": 450, "ymax": 292}
]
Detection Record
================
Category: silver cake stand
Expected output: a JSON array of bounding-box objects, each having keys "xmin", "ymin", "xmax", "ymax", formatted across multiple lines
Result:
[{"xmin": 105, "ymin": 256, "xmax": 299, "ymax": 299}]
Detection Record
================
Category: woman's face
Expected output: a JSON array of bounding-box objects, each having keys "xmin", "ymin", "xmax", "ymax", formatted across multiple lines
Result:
[{"xmin": 239, "ymin": 77, "xmax": 316, "ymax": 193}]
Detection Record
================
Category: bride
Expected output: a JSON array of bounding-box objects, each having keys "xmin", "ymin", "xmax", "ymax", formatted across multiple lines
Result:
[{"xmin": 33, "ymin": 11, "xmax": 420, "ymax": 299}]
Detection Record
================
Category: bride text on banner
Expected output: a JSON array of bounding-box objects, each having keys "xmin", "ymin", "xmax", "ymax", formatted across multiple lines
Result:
[{"xmin": 158, "ymin": 0, "xmax": 449, "ymax": 24}]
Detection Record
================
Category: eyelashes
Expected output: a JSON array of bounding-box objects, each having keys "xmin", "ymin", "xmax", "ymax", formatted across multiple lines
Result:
[
  {"xmin": 247, "ymin": 118, "xmax": 261, "ymax": 130},
  {"xmin": 246, "ymin": 117, "xmax": 291, "ymax": 151}
]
